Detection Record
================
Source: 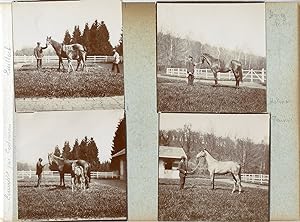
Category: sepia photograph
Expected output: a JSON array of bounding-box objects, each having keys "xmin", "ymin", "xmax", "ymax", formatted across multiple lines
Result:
[
  {"xmin": 159, "ymin": 113, "xmax": 270, "ymax": 221},
  {"xmin": 16, "ymin": 109, "xmax": 127, "ymax": 221},
  {"xmin": 13, "ymin": 0, "xmax": 123, "ymax": 112},
  {"xmin": 157, "ymin": 3, "xmax": 266, "ymax": 113}
]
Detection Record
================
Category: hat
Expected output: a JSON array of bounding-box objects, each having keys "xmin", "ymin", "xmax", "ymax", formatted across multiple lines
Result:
[
  {"xmin": 37, "ymin": 42, "xmax": 41, "ymax": 45},
  {"xmin": 39, "ymin": 158, "xmax": 43, "ymax": 161},
  {"xmin": 181, "ymin": 155, "xmax": 186, "ymax": 160}
]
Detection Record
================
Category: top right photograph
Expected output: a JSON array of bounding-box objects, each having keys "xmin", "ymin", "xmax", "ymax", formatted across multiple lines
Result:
[{"xmin": 157, "ymin": 3, "xmax": 266, "ymax": 113}]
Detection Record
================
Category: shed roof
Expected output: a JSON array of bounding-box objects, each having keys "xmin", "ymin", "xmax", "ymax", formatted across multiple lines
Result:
[
  {"xmin": 111, "ymin": 148, "xmax": 126, "ymax": 158},
  {"xmin": 159, "ymin": 146, "xmax": 186, "ymax": 159}
]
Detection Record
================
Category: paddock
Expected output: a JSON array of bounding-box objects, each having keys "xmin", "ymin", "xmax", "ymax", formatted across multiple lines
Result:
[
  {"xmin": 159, "ymin": 177, "xmax": 269, "ymax": 221},
  {"xmin": 17, "ymin": 175, "xmax": 127, "ymax": 221}
]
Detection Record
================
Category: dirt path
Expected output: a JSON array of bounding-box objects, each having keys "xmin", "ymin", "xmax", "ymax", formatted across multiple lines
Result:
[
  {"xmin": 158, "ymin": 74, "xmax": 266, "ymax": 89},
  {"xmin": 15, "ymin": 96, "xmax": 124, "ymax": 112}
]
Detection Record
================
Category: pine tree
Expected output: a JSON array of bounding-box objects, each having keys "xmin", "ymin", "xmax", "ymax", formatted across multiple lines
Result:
[
  {"xmin": 71, "ymin": 139, "xmax": 80, "ymax": 160},
  {"xmin": 97, "ymin": 21, "xmax": 113, "ymax": 55},
  {"xmin": 87, "ymin": 137, "xmax": 101, "ymax": 170},
  {"xmin": 78, "ymin": 136, "xmax": 89, "ymax": 160},
  {"xmin": 62, "ymin": 141, "xmax": 72, "ymax": 160},
  {"xmin": 111, "ymin": 117, "xmax": 126, "ymax": 170},
  {"xmin": 72, "ymin": 25, "xmax": 82, "ymax": 44},
  {"xmin": 63, "ymin": 30, "xmax": 72, "ymax": 44},
  {"xmin": 115, "ymin": 30, "xmax": 123, "ymax": 56},
  {"xmin": 82, "ymin": 23, "xmax": 90, "ymax": 53},
  {"xmin": 89, "ymin": 20, "xmax": 100, "ymax": 55},
  {"xmin": 54, "ymin": 145, "xmax": 61, "ymax": 157}
]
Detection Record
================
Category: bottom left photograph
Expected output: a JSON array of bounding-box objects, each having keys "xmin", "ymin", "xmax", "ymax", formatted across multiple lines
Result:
[{"xmin": 16, "ymin": 109, "xmax": 127, "ymax": 221}]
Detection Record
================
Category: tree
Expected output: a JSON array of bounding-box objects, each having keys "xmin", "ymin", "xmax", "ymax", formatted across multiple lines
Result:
[
  {"xmin": 97, "ymin": 21, "xmax": 113, "ymax": 55},
  {"xmin": 54, "ymin": 145, "xmax": 61, "ymax": 157},
  {"xmin": 71, "ymin": 139, "xmax": 80, "ymax": 160},
  {"xmin": 62, "ymin": 141, "xmax": 72, "ymax": 160},
  {"xmin": 82, "ymin": 23, "xmax": 90, "ymax": 53},
  {"xmin": 63, "ymin": 30, "xmax": 72, "ymax": 44},
  {"xmin": 87, "ymin": 137, "xmax": 101, "ymax": 170},
  {"xmin": 111, "ymin": 117, "xmax": 126, "ymax": 170},
  {"xmin": 72, "ymin": 25, "xmax": 82, "ymax": 44},
  {"xmin": 88, "ymin": 20, "xmax": 100, "ymax": 55},
  {"xmin": 78, "ymin": 136, "xmax": 89, "ymax": 160},
  {"xmin": 115, "ymin": 30, "xmax": 123, "ymax": 56}
]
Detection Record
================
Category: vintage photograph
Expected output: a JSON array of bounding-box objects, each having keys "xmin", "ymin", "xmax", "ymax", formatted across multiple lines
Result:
[
  {"xmin": 13, "ymin": 0, "xmax": 123, "ymax": 112},
  {"xmin": 159, "ymin": 113, "xmax": 270, "ymax": 221},
  {"xmin": 16, "ymin": 110, "xmax": 127, "ymax": 221},
  {"xmin": 157, "ymin": 3, "xmax": 266, "ymax": 113}
]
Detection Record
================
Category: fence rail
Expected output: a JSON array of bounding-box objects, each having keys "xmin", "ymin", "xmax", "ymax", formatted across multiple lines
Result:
[
  {"xmin": 14, "ymin": 55, "xmax": 123, "ymax": 64},
  {"xmin": 241, "ymin": 173, "xmax": 269, "ymax": 185},
  {"xmin": 17, "ymin": 170, "xmax": 119, "ymax": 180},
  {"xmin": 165, "ymin": 68, "xmax": 266, "ymax": 84}
]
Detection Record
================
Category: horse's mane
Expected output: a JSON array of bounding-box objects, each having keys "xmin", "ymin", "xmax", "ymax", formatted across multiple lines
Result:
[{"xmin": 202, "ymin": 53, "xmax": 218, "ymax": 62}]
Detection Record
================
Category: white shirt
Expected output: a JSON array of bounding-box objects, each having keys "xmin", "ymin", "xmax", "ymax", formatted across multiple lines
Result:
[{"xmin": 113, "ymin": 51, "xmax": 120, "ymax": 64}]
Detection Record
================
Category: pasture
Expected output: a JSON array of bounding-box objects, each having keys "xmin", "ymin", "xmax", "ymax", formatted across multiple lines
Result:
[
  {"xmin": 157, "ymin": 77, "xmax": 266, "ymax": 113},
  {"xmin": 18, "ymin": 177, "xmax": 127, "ymax": 221},
  {"xmin": 159, "ymin": 178, "xmax": 269, "ymax": 221},
  {"xmin": 14, "ymin": 63, "xmax": 124, "ymax": 98}
]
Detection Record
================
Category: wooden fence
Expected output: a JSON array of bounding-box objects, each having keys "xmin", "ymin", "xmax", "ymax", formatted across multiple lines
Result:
[
  {"xmin": 14, "ymin": 55, "xmax": 123, "ymax": 64},
  {"xmin": 165, "ymin": 68, "xmax": 266, "ymax": 84},
  {"xmin": 17, "ymin": 170, "xmax": 119, "ymax": 180},
  {"xmin": 241, "ymin": 173, "xmax": 269, "ymax": 185}
]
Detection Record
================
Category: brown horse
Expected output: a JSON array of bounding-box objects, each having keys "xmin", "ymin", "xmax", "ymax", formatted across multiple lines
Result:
[
  {"xmin": 48, "ymin": 153, "xmax": 91, "ymax": 188},
  {"xmin": 46, "ymin": 36, "xmax": 87, "ymax": 73},
  {"xmin": 200, "ymin": 53, "xmax": 243, "ymax": 88},
  {"xmin": 196, "ymin": 149, "xmax": 242, "ymax": 194}
]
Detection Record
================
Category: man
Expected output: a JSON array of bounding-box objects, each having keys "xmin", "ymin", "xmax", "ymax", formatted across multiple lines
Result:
[
  {"xmin": 111, "ymin": 49, "xmax": 120, "ymax": 74},
  {"xmin": 186, "ymin": 55, "xmax": 196, "ymax": 86},
  {"xmin": 36, "ymin": 158, "xmax": 45, "ymax": 187},
  {"xmin": 34, "ymin": 42, "xmax": 47, "ymax": 70},
  {"xmin": 178, "ymin": 155, "xmax": 188, "ymax": 189}
]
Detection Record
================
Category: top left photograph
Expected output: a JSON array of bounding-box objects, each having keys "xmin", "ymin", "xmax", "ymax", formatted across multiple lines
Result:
[{"xmin": 13, "ymin": 0, "xmax": 123, "ymax": 112}]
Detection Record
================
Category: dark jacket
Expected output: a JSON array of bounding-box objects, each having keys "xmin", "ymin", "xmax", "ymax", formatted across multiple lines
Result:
[
  {"xmin": 186, "ymin": 60, "xmax": 195, "ymax": 74},
  {"xmin": 34, "ymin": 45, "xmax": 47, "ymax": 59},
  {"xmin": 36, "ymin": 161, "xmax": 43, "ymax": 175},
  {"xmin": 178, "ymin": 160, "xmax": 187, "ymax": 177}
]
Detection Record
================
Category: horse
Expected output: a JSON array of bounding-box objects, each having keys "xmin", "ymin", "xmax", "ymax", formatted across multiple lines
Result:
[
  {"xmin": 71, "ymin": 162, "xmax": 86, "ymax": 192},
  {"xmin": 46, "ymin": 36, "xmax": 87, "ymax": 73},
  {"xmin": 48, "ymin": 153, "xmax": 91, "ymax": 189},
  {"xmin": 196, "ymin": 149, "xmax": 242, "ymax": 194},
  {"xmin": 200, "ymin": 53, "xmax": 243, "ymax": 88}
]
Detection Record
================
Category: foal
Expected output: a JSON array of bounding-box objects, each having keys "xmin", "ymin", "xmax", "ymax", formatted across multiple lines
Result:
[{"xmin": 71, "ymin": 162, "xmax": 86, "ymax": 192}]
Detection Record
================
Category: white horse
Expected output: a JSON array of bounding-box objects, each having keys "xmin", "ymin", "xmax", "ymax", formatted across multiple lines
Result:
[
  {"xmin": 71, "ymin": 162, "xmax": 86, "ymax": 192},
  {"xmin": 196, "ymin": 149, "xmax": 242, "ymax": 194}
]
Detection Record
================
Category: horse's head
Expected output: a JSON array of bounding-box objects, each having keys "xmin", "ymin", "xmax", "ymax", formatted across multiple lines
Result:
[
  {"xmin": 196, "ymin": 150, "xmax": 206, "ymax": 159},
  {"xmin": 48, "ymin": 152, "xmax": 54, "ymax": 165},
  {"xmin": 46, "ymin": 36, "xmax": 52, "ymax": 46}
]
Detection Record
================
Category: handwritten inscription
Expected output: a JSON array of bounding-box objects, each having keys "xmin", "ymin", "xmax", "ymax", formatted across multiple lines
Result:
[
  {"xmin": 4, "ymin": 123, "xmax": 13, "ymax": 201},
  {"xmin": 3, "ymin": 46, "xmax": 11, "ymax": 76},
  {"xmin": 268, "ymin": 97, "xmax": 290, "ymax": 105},
  {"xmin": 268, "ymin": 11, "xmax": 287, "ymax": 28}
]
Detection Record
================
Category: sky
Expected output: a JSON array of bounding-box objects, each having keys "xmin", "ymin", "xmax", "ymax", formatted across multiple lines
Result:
[
  {"xmin": 157, "ymin": 3, "xmax": 266, "ymax": 57},
  {"xmin": 160, "ymin": 113, "xmax": 269, "ymax": 144},
  {"xmin": 13, "ymin": 0, "xmax": 122, "ymax": 50},
  {"xmin": 16, "ymin": 110, "xmax": 124, "ymax": 165}
]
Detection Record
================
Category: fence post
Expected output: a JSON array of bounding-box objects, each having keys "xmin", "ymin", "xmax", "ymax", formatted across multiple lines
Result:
[
  {"xmin": 250, "ymin": 69, "xmax": 253, "ymax": 82},
  {"xmin": 94, "ymin": 56, "xmax": 96, "ymax": 63},
  {"xmin": 261, "ymin": 68, "xmax": 265, "ymax": 83},
  {"xmin": 228, "ymin": 71, "xmax": 230, "ymax": 80},
  {"xmin": 205, "ymin": 69, "xmax": 208, "ymax": 79},
  {"xmin": 29, "ymin": 170, "xmax": 32, "ymax": 179}
]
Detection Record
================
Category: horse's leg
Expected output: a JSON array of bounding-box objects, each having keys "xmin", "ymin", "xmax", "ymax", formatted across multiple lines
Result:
[
  {"xmin": 231, "ymin": 173, "xmax": 237, "ymax": 193},
  {"xmin": 237, "ymin": 173, "xmax": 242, "ymax": 194},
  {"xmin": 213, "ymin": 71, "xmax": 218, "ymax": 86},
  {"xmin": 210, "ymin": 172, "xmax": 215, "ymax": 190}
]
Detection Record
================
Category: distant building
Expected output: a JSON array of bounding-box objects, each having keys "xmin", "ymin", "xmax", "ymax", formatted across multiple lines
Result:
[
  {"xmin": 159, "ymin": 146, "xmax": 187, "ymax": 179},
  {"xmin": 111, "ymin": 148, "xmax": 126, "ymax": 180}
]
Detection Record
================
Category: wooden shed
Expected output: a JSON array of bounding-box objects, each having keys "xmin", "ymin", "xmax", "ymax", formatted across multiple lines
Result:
[{"xmin": 111, "ymin": 148, "xmax": 126, "ymax": 180}]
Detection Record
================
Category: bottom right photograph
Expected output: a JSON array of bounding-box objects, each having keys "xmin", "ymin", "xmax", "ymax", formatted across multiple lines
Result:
[{"xmin": 158, "ymin": 113, "xmax": 270, "ymax": 221}]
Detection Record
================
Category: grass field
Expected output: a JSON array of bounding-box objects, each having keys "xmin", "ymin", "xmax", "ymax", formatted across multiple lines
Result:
[
  {"xmin": 18, "ymin": 177, "xmax": 127, "ymax": 221},
  {"xmin": 157, "ymin": 77, "xmax": 266, "ymax": 113},
  {"xmin": 159, "ymin": 178, "xmax": 269, "ymax": 221},
  {"xmin": 14, "ymin": 63, "xmax": 124, "ymax": 98}
]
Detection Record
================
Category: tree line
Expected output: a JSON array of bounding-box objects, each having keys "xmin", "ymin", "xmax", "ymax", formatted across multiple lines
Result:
[
  {"xmin": 63, "ymin": 20, "xmax": 123, "ymax": 56},
  {"xmin": 160, "ymin": 124, "xmax": 269, "ymax": 174},
  {"xmin": 157, "ymin": 32, "xmax": 266, "ymax": 72}
]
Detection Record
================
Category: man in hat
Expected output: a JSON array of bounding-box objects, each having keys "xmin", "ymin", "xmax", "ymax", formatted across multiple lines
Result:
[
  {"xmin": 112, "ymin": 49, "xmax": 120, "ymax": 74},
  {"xmin": 186, "ymin": 55, "xmax": 196, "ymax": 86},
  {"xmin": 36, "ymin": 158, "xmax": 45, "ymax": 187},
  {"xmin": 178, "ymin": 155, "xmax": 188, "ymax": 189},
  {"xmin": 34, "ymin": 42, "xmax": 47, "ymax": 70}
]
